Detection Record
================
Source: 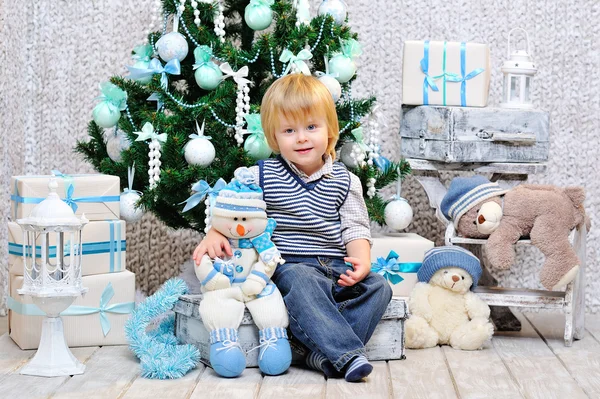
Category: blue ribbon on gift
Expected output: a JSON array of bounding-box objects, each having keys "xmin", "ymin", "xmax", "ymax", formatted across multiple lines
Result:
[
  {"xmin": 420, "ymin": 41, "xmax": 484, "ymax": 106},
  {"xmin": 181, "ymin": 178, "xmax": 227, "ymax": 212},
  {"xmin": 108, "ymin": 220, "xmax": 122, "ymax": 272},
  {"xmin": 420, "ymin": 40, "xmax": 442, "ymax": 105},
  {"xmin": 9, "ymin": 220, "xmax": 125, "ymax": 273},
  {"xmin": 11, "ymin": 173, "xmax": 120, "ymax": 218},
  {"xmin": 7, "ymin": 282, "xmax": 135, "ymax": 336},
  {"xmin": 371, "ymin": 250, "xmax": 422, "ymax": 285},
  {"xmin": 445, "ymin": 42, "xmax": 485, "ymax": 107}
]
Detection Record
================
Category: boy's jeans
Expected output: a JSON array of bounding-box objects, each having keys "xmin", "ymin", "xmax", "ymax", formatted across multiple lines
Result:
[{"xmin": 271, "ymin": 256, "xmax": 393, "ymax": 371}]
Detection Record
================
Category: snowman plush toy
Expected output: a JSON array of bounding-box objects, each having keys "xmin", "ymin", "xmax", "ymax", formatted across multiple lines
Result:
[{"xmin": 195, "ymin": 167, "xmax": 290, "ymax": 378}]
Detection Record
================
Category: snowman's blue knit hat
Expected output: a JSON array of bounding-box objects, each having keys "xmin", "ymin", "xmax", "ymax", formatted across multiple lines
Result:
[
  {"xmin": 417, "ymin": 246, "xmax": 482, "ymax": 289},
  {"xmin": 440, "ymin": 176, "xmax": 508, "ymax": 226},
  {"xmin": 212, "ymin": 167, "xmax": 267, "ymax": 218}
]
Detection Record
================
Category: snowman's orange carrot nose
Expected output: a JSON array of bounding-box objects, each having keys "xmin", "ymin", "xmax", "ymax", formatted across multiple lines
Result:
[{"xmin": 236, "ymin": 224, "xmax": 246, "ymax": 236}]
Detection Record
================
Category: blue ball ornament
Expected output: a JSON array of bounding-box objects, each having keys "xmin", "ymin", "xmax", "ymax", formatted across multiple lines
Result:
[
  {"xmin": 328, "ymin": 54, "xmax": 356, "ymax": 83},
  {"xmin": 194, "ymin": 64, "xmax": 223, "ymax": 90},
  {"xmin": 131, "ymin": 60, "xmax": 152, "ymax": 84},
  {"xmin": 93, "ymin": 102, "xmax": 121, "ymax": 128},
  {"xmin": 244, "ymin": 3, "xmax": 273, "ymax": 31},
  {"xmin": 244, "ymin": 135, "xmax": 272, "ymax": 160}
]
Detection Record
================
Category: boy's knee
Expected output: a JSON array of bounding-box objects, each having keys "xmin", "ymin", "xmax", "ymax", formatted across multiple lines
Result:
[{"xmin": 368, "ymin": 273, "xmax": 393, "ymax": 300}]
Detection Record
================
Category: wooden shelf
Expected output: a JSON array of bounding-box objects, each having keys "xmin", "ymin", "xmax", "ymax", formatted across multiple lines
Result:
[{"xmin": 474, "ymin": 286, "xmax": 566, "ymax": 309}]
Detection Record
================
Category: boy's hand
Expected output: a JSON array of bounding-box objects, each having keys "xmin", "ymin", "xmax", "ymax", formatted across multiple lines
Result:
[
  {"xmin": 338, "ymin": 256, "xmax": 371, "ymax": 287},
  {"xmin": 193, "ymin": 228, "xmax": 232, "ymax": 265}
]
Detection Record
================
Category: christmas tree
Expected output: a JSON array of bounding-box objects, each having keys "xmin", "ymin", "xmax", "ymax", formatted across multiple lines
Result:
[{"xmin": 76, "ymin": 0, "xmax": 411, "ymax": 233}]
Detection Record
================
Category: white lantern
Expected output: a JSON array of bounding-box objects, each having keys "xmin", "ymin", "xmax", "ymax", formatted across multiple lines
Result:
[
  {"xmin": 17, "ymin": 177, "xmax": 88, "ymax": 377},
  {"xmin": 500, "ymin": 28, "xmax": 537, "ymax": 109}
]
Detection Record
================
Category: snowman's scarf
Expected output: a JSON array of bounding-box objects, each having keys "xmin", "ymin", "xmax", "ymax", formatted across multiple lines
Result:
[{"xmin": 230, "ymin": 218, "xmax": 282, "ymax": 267}]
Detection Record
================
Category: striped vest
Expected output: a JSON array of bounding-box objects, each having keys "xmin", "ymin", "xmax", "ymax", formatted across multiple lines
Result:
[{"xmin": 258, "ymin": 157, "xmax": 351, "ymax": 258}]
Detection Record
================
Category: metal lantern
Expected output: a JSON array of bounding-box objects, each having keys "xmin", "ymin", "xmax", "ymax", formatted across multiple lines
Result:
[
  {"xmin": 17, "ymin": 176, "xmax": 88, "ymax": 377},
  {"xmin": 500, "ymin": 28, "xmax": 537, "ymax": 109}
]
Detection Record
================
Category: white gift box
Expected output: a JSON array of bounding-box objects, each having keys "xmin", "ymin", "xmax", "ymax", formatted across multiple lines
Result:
[
  {"xmin": 371, "ymin": 233, "xmax": 434, "ymax": 297},
  {"xmin": 402, "ymin": 40, "xmax": 491, "ymax": 107},
  {"xmin": 8, "ymin": 220, "xmax": 126, "ymax": 276},
  {"xmin": 8, "ymin": 270, "xmax": 135, "ymax": 350},
  {"xmin": 10, "ymin": 173, "xmax": 120, "ymax": 221}
]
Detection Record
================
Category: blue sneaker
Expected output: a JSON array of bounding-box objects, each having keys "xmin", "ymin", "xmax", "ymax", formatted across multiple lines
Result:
[
  {"xmin": 209, "ymin": 340, "xmax": 246, "ymax": 378},
  {"xmin": 257, "ymin": 328, "xmax": 292, "ymax": 376}
]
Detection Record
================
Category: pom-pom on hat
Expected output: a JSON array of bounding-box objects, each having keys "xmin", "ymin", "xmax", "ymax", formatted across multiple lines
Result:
[
  {"xmin": 212, "ymin": 167, "xmax": 267, "ymax": 219},
  {"xmin": 440, "ymin": 176, "xmax": 508, "ymax": 227},
  {"xmin": 417, "ymin": 246, "xmax": 482, "ymax": 289}
]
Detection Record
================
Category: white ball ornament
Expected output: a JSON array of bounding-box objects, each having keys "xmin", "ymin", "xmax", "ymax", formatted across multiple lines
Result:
[
  {"xmin": 120, "ymin": 190, "xmax": 145, "ymax": 223},
  {"xmin": 318, "ymin": 74, "xmax": 342, "ymax": 102},
  {"xmin": 120, "ymin": 165, "xmax": 145, "ymax": 223},
  {"xmin": 185, "ymin": 137, "xmax": 215, "ymax": 167},
  {"xmin": 156, "ymin": 32, "xmax": 189, "ymax": 62},
  {"xmin": 185, "ymin": 120, "xmax": 215, "ymax": 167},
  {"xmin": 106, "ymin": 130, "xmax": 132, "ymax": 163},
  {"xmin": 244, "ymin": 2, "xmax": 273, "ymax": 30},
  {"xmin": 317, "ymin": 0, "xmax": 347, "ymax": 25},
  {"xmin": 340, "ymin": 142, "xmax": 365, "ymax": 169},
  {"xmin": 384, "ymin": 198, "xmax": 414, "ymax": 231}
]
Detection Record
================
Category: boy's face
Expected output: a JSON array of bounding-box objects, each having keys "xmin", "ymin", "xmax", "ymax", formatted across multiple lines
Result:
[{"xmin": 275, "ymin": 113, "xmax": 329, "ymax": 176}]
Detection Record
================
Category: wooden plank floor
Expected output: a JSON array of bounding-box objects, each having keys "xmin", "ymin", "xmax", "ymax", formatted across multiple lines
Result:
[{"xmin": 1, "ymin": 312, "xmax": 599, "ymax": 398}]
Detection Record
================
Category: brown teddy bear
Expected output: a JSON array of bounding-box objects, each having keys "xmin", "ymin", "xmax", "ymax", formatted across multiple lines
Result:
[{"xmin": 440, "ymin": 176, "xmax": 590, "ymax": 290}]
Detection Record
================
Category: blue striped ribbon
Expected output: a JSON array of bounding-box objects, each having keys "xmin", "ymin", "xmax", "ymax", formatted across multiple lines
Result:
[
  {"xmin": 8, "ymin": 241, "xmax": 126, "ymax": 258},
  {"xmin": 421, "ymin": 41, "xmax": 457, "ymax": 105},
  {"xmin": 421, "ymin": 41, "xmax": 484, "ymax": 106},
  {"xmin": 8, "ymin": 221, "xmax": 125, "ymax": 273},
  {"xmin": 457, "ymin": 42, "xmax": 485, "ymax": 106}
]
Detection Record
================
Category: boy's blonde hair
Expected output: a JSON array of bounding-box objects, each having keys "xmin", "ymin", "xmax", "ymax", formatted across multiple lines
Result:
[{"xmin": 261, "ymin": 74, "xmax": 339, "ymax": 160}]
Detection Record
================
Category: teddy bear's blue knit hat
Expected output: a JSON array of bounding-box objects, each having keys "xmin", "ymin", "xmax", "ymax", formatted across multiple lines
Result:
[
  {"xmin": 440, "ymin": 175, "xmax": 508, "ymax": 227},
  {"xmin": 417, "ymin": 246, "xmax": 482, "ymax": 289}
]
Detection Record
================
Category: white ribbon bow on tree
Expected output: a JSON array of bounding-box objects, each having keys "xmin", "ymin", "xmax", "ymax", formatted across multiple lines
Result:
[{"xmin": 219, "ymin": 62, "xmax": 251, "ymax": 86}]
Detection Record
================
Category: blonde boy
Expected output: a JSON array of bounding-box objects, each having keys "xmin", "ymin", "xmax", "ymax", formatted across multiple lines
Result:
[{"xmin": 194, "ymin": 74, "xmax": 392, "ymax": 382}]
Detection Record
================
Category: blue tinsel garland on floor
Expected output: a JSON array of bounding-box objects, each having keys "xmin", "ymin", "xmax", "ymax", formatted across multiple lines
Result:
[{"xmin": 124, "ymin": 278, "xmax": 200, "ymax": 379}]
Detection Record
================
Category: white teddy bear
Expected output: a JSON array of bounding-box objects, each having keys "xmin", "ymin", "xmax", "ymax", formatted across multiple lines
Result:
[{"xmin": 405, "ymin": 246, "xmax": 494, "ymax": 351}]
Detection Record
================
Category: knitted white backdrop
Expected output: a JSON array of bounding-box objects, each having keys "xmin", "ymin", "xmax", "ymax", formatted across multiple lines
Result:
[{"xmin": 1, "ymin": 0, "xmax": 598, "ymax": 315}]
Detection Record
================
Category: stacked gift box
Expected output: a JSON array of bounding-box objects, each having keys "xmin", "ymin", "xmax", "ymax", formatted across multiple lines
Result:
[
  {"xmin": 402, "ymin": 40, "xmax": 491, "ymax": 108},
  {"xmin": 7, "ymin": 173, "xmax": 135, "ymax": 349},
  {"xmin": 370, "ymin": 233, "xmax": 434, "ymax": 298}
]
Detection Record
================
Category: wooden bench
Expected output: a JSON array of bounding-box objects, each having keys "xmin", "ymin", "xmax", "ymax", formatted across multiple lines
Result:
[
  {"xmin": 174, "ymin": 295, "xmax": 408, "ymax": 366},
  {"xmin": 409, "ymin": 158, "xmax": 587, "ymax": 346}
]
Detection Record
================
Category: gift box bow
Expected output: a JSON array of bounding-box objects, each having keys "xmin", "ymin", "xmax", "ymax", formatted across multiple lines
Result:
[
  {"xmin": 371, "ymin": 250, "xmax": 422, "ymax": 285},
  {"xmin": 8, "ymin": 282, "xmax": 134, "ymax": 336}
]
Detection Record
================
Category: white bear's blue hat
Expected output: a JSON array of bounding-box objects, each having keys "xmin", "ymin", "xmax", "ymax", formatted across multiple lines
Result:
[
  {"xmin": 440, "ymin": 176, "xmax": 508, "ymax": 227},
  {"xmin": 417, "ymin": 246, "xmax": 482, "ymax": 289}
]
